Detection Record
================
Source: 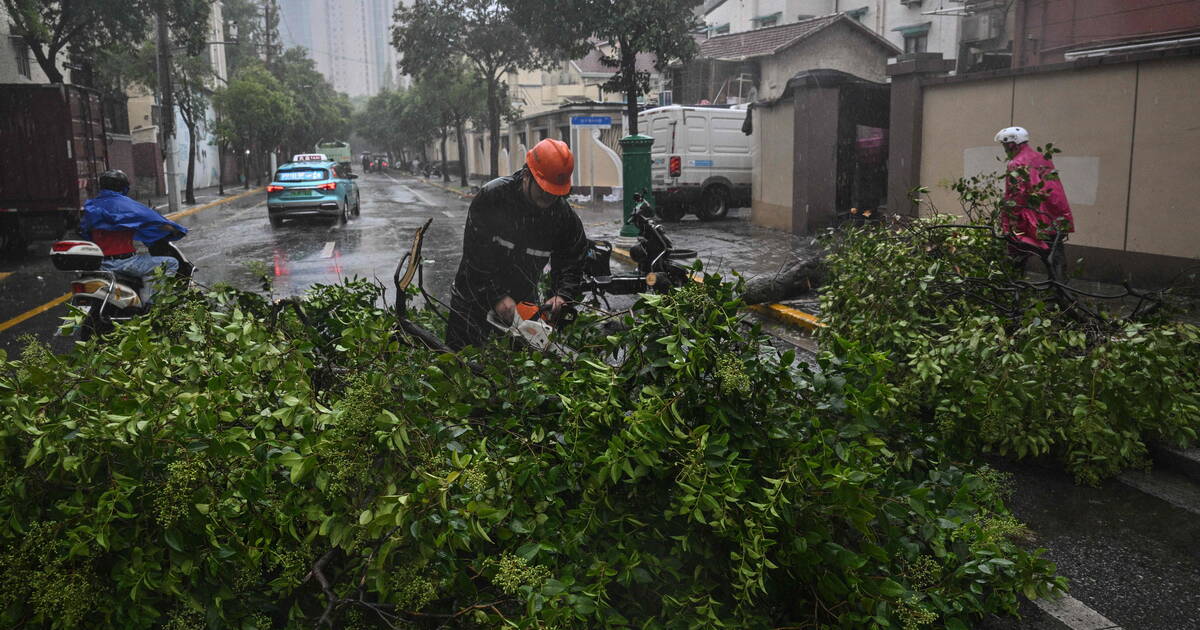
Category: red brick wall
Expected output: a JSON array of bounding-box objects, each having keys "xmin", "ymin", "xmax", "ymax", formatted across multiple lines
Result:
[
  {"xmin": 106, "ymin": 135, "xmax": 134, "ymax": 176},
  {"xmin": 1016, "ymin": 0, "xmax": 1200, "ymax": 67}
]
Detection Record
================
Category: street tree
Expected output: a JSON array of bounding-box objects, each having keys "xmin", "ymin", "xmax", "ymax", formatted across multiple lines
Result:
[
  {"xmin": 412, "ymin": 64, "xmax": 487, "ymax": 186},
  {"xmin": 508, "ymin": 0, "xmax": 702, "ymax": 135},
  {"xmin": 1, "ymin": 0, "xmax": 209, "ymax": 84},
  {"xmin": 273, "ymin": 47, "xmax": 352, "ymax": 158},
  {"xmin": 392, "ymin": 0, "xmax": 549, "ymax": 179},
  {"xmin": 355, "ymin": 90, "xmax": 407, "ymax": 163},
  {"xmin": 213, "ymin": 65, "xmax": 296, "ymax": 187}
]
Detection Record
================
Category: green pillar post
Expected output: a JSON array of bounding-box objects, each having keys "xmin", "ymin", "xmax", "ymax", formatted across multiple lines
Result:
[{"xmin": 619, "ymin": 134, "xmax": 653, "ymax": 238}]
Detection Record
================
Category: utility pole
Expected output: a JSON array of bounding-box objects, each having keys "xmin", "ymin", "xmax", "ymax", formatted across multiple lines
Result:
[
  {"xmin": 263, "ymin": 0, "xmax": 274, "ymax": 67},
  {"xmin": 155, "ymin": 5, "xmax": 182, "ymax": 214}
]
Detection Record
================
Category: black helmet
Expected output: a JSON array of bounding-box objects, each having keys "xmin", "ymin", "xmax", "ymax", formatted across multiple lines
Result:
[{"xmin": 98, "ymin": 169, "xmax": 130, "ymax": 193}]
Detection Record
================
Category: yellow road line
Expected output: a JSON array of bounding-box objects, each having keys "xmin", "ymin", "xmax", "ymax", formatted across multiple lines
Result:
[
  {"xmin": 0, "ymin": 293, "xmax": 71, "ymax": 333},
  {"xmin": 612, "ymin": 246, "xmax": 824, "ymax": 331},
  {"xmin": 0, "ymin": 189, "xmax": 262, "ymax": 335},
  {"xmin": 166, "ymin": 186, "xmax": 263, "ymax": 221}
]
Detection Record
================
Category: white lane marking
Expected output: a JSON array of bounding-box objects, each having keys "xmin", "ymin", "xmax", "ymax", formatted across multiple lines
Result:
[
  {"xmin": 442, "ymin": 210, "xmax": 455, "ymax": 218},
  {"xmin": 1033, "ymin": 593, "xmax": 1122, "ymax": 630},
  {"xmin": 319, "ymin": 242, "xmax": 335, "ymax": 259}
]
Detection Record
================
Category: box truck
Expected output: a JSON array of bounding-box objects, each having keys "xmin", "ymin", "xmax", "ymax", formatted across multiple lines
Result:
[{"xmin": 0, "ymin": 84, "xmax": 109, "ymax": 253}]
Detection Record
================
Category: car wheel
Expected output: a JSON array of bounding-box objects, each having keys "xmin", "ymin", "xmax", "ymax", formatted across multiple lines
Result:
[
  {"xmin": 338, "ymin": 202, "xmax": 349, "ymax": 225},
  {"xmin": 353, "ymin": 194, "xmax": 361, "ymax": 217},
  {"xmin": 657, "ymin": 203, "xmax": 686, "ymax": 222},
  {"xmin": 698, "ymin": 186, "xmax": 729, "ymax": 221},
  {"xmin": 270, "ymin": 216, "xmax": 283, "ymax": 228}
]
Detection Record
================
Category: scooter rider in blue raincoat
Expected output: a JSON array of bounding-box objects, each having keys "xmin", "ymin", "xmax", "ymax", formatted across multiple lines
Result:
[{"xmin": 80, "ymin": 170, "xmax": 188, "ymax": 305}]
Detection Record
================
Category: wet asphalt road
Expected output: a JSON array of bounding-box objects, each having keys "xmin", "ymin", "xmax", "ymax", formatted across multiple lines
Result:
[
  {"xmin": 3, "ymin": 173, "xmax": 1200, "ymax": 628},
  {"xmin": 0, "ymin": 172, "xmax": 470, "ymax": 357}
]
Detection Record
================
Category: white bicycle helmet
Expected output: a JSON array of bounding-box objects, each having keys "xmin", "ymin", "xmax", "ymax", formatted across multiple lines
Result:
[{"xmin": 994, "ymin": 126, "xmax": 1029, "ymax": 145}]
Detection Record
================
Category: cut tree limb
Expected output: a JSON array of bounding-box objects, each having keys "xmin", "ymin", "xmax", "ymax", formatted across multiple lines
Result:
[{"xmin": 739, "ymin": 252, "xmax": 826, "ymax": 306}]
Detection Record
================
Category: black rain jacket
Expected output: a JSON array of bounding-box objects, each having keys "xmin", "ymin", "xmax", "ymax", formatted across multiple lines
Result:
[{"xmin": 452, "ymin": 170, "xmax": 588, "ymax": 307}]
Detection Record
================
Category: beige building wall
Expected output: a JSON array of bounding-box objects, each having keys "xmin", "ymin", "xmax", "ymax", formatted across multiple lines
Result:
[
  {"xmin": 918, "ymin": 77, "xmax": 1013, "ymax": 217},
  {"xmin": 916, "ymin": 55, "xmax": 1200, "ymax": 264},
  {"xmin": 1126, "ymin": 57, "xmax": 1200, "ymax": 259},
  {"xmin": 751, "ymin": 103, "xmax": 795, "ymax": 232}
]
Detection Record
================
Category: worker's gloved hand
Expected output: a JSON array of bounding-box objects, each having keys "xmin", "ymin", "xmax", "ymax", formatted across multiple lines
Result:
[
  {"xmin": 494, "ymin": 296, "xmax": 517, "ymax": 325},
  {"xmin": 541, "ymin": 295, "xmax": 568, "ymax": 323}
]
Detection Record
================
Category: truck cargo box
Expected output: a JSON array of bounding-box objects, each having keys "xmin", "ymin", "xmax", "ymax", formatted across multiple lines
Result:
[{"xmin": 0, "ymin": 83, "xmax": 109, "ymax": 249}]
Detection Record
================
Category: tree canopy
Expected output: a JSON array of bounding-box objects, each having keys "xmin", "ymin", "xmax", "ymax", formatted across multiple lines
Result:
[
  {"xmin": 507, "ymin": 0, "xmax": 702, "ymax": 135},
  {"xmin": 1, "ymin": 0, "xmax": 210, "ymax": 84},
  {"xmin": 392, "ymin": 0, "xmax": 549, "ymax": 178}
]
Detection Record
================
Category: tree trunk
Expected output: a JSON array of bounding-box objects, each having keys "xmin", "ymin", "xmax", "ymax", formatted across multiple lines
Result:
[
  {"xmin": 28, "ymin": 44, "xmax": 64, "ymax": 84},
  {"xmin": 621, "ymin": 40, "xmax": 639, "ymax": 137},
  {"xmin": 185, "ymin": 120, "xmax": 197, "ymax": 204},
  {"xmin": 486, "ymin": 75, "xmax": 500, "ymax": 179},
  {"xmin": 738, "ymin": 252, "xmax": 827, "ymax": 306},
  {"xmin": 440, "ymin": 127, "xmax": 450, "ymax": 183},
  {"xmin": 455, "ymin": 119, "xmax": 468, "ymax": 188}
]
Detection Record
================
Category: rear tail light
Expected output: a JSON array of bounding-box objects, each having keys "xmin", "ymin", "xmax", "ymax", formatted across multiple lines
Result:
[
  {"xmin": 316, "ymin": 182, "xmax": 337, "ymax": 191},
  {"xmin": 668, "ymin": 156, "xmax": 681, "ymax": 178},
  {"xmin": 72, "ymin": 280, "xmax": 105, "ymax": 294},
  {"xmin": 266, "ymin": 185, "xmax": 284, "ymax": 192}
]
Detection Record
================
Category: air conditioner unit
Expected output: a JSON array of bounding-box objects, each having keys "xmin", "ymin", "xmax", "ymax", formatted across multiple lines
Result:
[{"xmin": 962, "ymin": 12, "xmax": 1001, "ymax": 42}]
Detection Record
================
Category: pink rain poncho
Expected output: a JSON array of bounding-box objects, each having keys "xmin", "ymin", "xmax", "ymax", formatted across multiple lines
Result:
[{"xmin": 1001, "ymin": 143, "xmax": 1074, "ymax": 250}]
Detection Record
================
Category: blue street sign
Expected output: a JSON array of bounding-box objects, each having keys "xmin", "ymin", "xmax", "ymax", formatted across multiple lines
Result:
[{"xmin": 570, "ymin": 115, "xmax": 613, "ymax": 128}]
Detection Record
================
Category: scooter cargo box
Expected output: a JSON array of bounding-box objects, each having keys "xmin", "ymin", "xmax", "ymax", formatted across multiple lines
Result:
[{"xmin": 50, "ymin": 240, "xmax": 104, "ymax": 271}]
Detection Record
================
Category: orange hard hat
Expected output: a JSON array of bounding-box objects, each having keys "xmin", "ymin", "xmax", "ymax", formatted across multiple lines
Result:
[{"xmin": 526, "ymin": 138, "xmax": 574, "ymax": 196}]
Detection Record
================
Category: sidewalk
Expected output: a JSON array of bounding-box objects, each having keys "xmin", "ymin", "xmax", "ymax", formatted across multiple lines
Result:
[{"xmin": 142, "ymin": 184, "xmax": 257, "ymax": 214}]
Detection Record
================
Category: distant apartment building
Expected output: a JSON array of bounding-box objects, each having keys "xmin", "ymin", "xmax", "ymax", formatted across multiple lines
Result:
[{"xmin": 279, "ymin": 0, "xmax": 409, "ymax": 97}]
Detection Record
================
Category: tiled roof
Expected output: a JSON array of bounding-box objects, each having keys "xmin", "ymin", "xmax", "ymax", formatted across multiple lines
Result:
[{"xmin": 698, "ymin": 14, "xmax": 873, "ymax": 61}]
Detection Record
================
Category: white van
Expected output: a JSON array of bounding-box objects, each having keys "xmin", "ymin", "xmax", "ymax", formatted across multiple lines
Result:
[{"xmin": 639, "ymin": 105, "xmax": 752, "ymax": 221}]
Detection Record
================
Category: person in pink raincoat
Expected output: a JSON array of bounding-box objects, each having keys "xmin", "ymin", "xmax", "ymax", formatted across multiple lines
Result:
[{"xmin": 995, "ymin": 126, "xmax": 1074, "ymax": 278}]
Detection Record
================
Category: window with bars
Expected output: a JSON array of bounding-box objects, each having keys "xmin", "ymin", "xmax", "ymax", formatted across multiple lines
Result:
[{"xmin": 15, "ymin": 39, "xmax": 31, "ymax": 78}]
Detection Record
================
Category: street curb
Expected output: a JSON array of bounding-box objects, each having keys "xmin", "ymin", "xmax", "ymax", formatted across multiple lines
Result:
[
  {"xmin": 165, "ymin": 187, "xmax": 264, "ymax": 221},
  {"xmin": 422, "ymin": 179, "xmax": 475, "ymax": 201},
  {"xmin": 610, "ymin": 246, "xmax": 824, "ymax": 333}
]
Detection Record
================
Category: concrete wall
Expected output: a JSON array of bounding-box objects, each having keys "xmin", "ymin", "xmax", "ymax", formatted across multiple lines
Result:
[
  {"xmin": 907, "ymin": 52, "xmax": 1200, "ymax": 282},
  {"xmin": 760, "ymin": 25, "xmax": 889, "ymax": 99},
  {"xmin": 751, "ymin": 103, "xmax": 795, "ymax": 231}
]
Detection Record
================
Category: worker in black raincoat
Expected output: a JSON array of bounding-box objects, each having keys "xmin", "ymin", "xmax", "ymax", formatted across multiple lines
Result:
[{"xmin": 445, "ymin": 138, "xmax": 589, "ymax": 350}]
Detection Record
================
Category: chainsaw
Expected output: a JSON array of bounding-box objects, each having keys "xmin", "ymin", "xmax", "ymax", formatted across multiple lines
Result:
[{"xmin": 486, "ymin": 301, "xmax": 578, "ymax": 359}]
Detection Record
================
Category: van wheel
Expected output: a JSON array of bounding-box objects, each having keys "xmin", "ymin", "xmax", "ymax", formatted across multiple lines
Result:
[
  {"xmin": 698, "ymin": 186, "xmax": 729, "ymax": 221},
  {"xmin": 270, "ymin": 216, "xmax": 283, "ymax": 228},
  {"xmin": 657, "ymin": 203, "xmax": 685, "ymax": 222}
]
